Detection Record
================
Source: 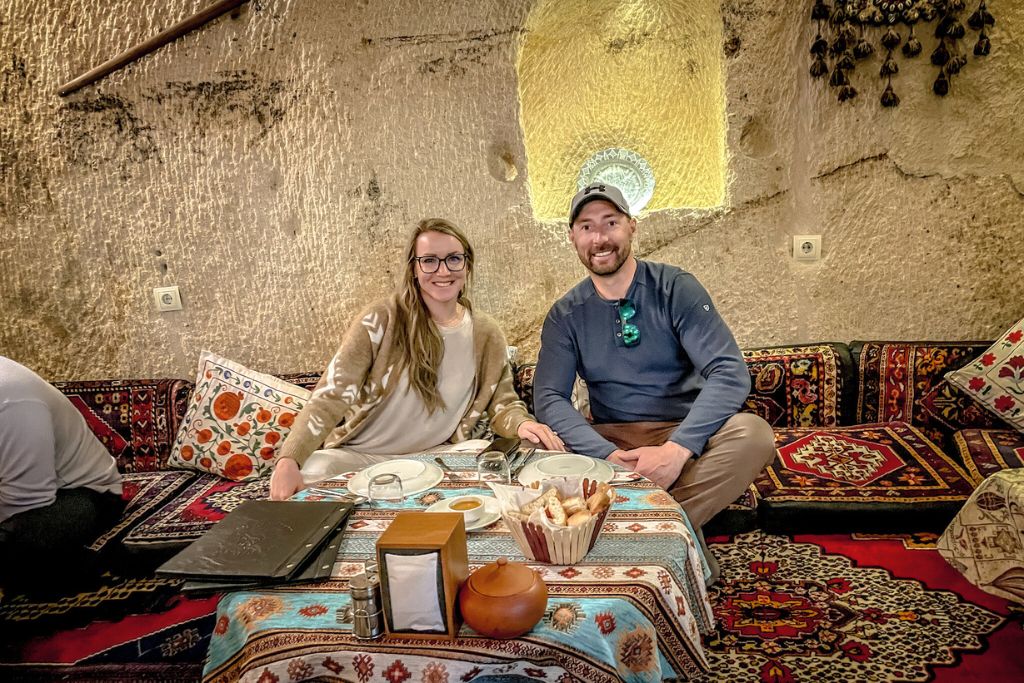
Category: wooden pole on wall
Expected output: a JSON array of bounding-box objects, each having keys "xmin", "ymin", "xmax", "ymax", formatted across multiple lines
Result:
[{"xmin": 56, "ymin": 0, "xmax": 250, "ymax": 97}]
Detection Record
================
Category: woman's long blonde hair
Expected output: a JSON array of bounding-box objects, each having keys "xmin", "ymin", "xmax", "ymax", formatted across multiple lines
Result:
[{"xmin": 394, "ymin": 218, "xmax": 475, "ymax": 413}]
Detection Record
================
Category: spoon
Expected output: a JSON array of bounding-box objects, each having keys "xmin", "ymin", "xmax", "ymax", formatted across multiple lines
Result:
[{"xmin": 433, "ymin": 456, "xmax": 453, "ymax": 473}]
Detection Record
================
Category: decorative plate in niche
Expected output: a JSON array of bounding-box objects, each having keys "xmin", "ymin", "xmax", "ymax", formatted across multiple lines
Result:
[{"xmin": 577, "ymin": 148, "xmax": 655, "ymax": 214}]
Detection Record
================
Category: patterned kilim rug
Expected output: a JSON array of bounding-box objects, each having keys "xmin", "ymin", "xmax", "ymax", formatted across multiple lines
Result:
[{"xmin": 701, "ymin": 531, "xmax": 1023, "ymax": 683}]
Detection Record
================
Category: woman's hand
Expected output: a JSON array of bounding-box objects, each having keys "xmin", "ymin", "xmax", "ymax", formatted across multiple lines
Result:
[
  {"xmin": 269, "ymin": 457, "xmax": 305, "ymax": 501},
  {"xmin": 517, "ymin": 420, "xmax": 565, "ymax": 451}
]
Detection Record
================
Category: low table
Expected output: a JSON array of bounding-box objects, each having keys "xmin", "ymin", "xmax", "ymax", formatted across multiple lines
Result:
[{"xmin": 203, "ymin": 452, "xmax": 714, "ymax": 682}]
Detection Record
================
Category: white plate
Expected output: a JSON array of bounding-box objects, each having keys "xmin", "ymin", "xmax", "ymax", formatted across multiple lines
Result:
[
  {"xmin": 362, "ymin": 459, "xmax": 426, "ymax": 483},
  {"xmin": 518, "ymin": 454, "xmax": 614, "ymax": 487},
  {"xmin": 535, "ymin": 454, "xmax": 595, "ymax": 477},
  {"xmin": 347, "ymin": 460, "xmax": 444, "ymax": 497},
  {"xmin": 425, "ymin": 495, "xmax": 501, "ymax": 532}
]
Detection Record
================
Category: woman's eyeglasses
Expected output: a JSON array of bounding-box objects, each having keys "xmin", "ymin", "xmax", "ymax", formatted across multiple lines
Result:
[
  {"xmin": 618, "ymin": 299, "xmax": 640, "ymax": 347},
  {"xmin": 413, "ymin": 253, "xmax": 467, "ymax": 273}
]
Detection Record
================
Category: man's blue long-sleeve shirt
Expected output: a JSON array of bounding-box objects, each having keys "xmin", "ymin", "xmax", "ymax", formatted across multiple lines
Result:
[{"xmin": 535, "ymin": 261, "xmax": 751, "ymax": 459}]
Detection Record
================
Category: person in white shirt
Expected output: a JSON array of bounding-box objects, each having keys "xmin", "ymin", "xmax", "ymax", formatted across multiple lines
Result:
[{"xmin": 0, "ymin": 356, "xmax": 124, "ymax": 595}]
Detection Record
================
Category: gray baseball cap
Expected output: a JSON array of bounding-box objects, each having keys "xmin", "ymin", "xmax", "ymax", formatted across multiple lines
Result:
[{"xmin": 569, "ymin": 183, "xmax": 632, "ymax": 225}]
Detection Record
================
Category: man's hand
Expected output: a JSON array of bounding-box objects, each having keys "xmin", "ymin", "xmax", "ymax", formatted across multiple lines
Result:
[
  {"xmin": 269, "ymin": 457, "xmax": 305, "ymax": 501},
  {"xmin": 517, "ymin": 420, "xmax": 565, "ymax": 451},
  {"xmin": 629, "ymin": 442, "xmax": 693, "ymax": 490},
  {"xmin": 607, "ymin": 449, "xmax": 638, "ymax": 469}
]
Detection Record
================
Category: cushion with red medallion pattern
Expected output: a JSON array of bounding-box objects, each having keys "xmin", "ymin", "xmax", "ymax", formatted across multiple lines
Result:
[
  {"xmin": 754, "ymin": 422, "xmax": 977, "ymax": 533},
  {"xmin": 54, "ymin": 378, "xmax": 193, "ymax": 473},
  {"xmin": 952, "ymin": 429, "xmax": 1024, "ymax": 484},
  {"xmin": 123, "ymin": 475, "xmax": 271, "ymax": 549}
]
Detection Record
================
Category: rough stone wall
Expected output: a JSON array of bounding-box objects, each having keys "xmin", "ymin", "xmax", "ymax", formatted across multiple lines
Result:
[{"xmin": 1, "ymin": 0, "xmax": 1022, "ymax": 381}]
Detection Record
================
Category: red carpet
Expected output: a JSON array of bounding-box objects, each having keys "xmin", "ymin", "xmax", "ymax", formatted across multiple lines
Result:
[{"xmin": 704, "ymin": 532, "xmax": 1023, "ymax": 682}]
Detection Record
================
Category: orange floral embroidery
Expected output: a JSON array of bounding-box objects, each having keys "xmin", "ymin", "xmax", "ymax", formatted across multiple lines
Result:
[
  {"xmin": 278, "ymin": 412, "xmax": 295, "ymax": 428},
  {"xmin": 265, "ymin": 431, "xmax": 281, "ymax": 445},
  {"xmin": 235, "ymin": 422, "xmax": 251, "ymax": 436},
  {"xmin": 213, "ymin": 392, "xmax": 242, "ymax": 420},
  {"xmin": 180, "ymin": 445, "xmax": 194, "ymax": 461},
  {"xmin": 196, "ymin": 428, "xmax": 213, "ymax": 443},
  {"xmin": 217, "ymin": 440, "xmax": 232, "ymax": 455},
  {"xmin": 256, "ymin": 409, "xmax": 273, "ymax": 423},
  {"xmin": 224, "ymin": 454, "xmax": 255, "ymax": 480}
]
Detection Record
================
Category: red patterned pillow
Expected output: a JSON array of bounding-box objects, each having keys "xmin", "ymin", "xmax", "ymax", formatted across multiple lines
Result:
[
  {"xmin": 169, "ymin": 351, "xmax": 311, "ymax": 481},
  {"xmin": 123, "ymin": 475, "xmax": 271, "ymax": 549},
  {"xmin": 741, "ymin": 344, "xmax": 849, "ymax": 428},
  {"xmin": 945, "ymin": 318, "xmax": 1024, "ymax": 433},
  {"xmin": 754, "ymin": 422, "xmax": 976, "ymax": 533},
  {"xmin": 952, "ymin": 429, "xmax": 1024, "ymax": 485},
  {"xmin": 55, "ymin": 378, "xmax": 193, "ymax": 472}
]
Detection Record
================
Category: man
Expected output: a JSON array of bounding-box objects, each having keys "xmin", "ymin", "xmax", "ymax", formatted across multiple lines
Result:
[
  {"xmin": 0, "ymin": 356, "xmax": 124, "ymax": 596},
  {"xmin": 535, "ymin": 183, "xmax": 776, "ymax": 575}
]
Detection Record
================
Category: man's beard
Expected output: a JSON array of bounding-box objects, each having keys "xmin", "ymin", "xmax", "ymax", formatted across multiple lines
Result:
[{"xmin": 582, "ymin": 243, "xmax": 631, "ymax": 276}]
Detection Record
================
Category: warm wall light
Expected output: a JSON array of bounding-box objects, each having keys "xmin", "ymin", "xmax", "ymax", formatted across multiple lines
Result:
[{"xmin": 518, "ymin": 0, "xmax": 726, "ymax": 220}]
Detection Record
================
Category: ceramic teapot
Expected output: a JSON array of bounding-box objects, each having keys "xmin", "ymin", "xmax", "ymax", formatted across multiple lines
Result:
[{"xmin": 458, "ymin": 557, "xmax": 547, "ymax": 638}]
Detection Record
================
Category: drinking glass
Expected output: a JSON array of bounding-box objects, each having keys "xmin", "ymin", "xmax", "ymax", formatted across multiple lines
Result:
[
  {"xmin": 477, "ymin": 449, "xmax": 511, "ymax": 485},
  {"xmin": 367, "ymin": 473, "xmax": 404, "ymax": 507}
]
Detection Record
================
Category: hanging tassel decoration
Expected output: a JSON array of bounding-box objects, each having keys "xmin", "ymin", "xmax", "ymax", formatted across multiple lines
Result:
[
  {"xmin": 881, "ymin": 28, "xmax": 901, "ymax": 51},
  {"xmin": 974, "ymin": 31, "xmax": 991, "ymax": 56},
  {"xmin": 903, "ymin": 30, "xmax": 922, "ymax": 58},
  {"xmin": 968, "ymin": 2, "xmax": 995, "ymax": 30},
  {"xmin": 810, "ymin": 56, "xmax": 829, "ymax": 78},
  {"xmin": 829, "ymin": 67, "xmax": 849, "ymax": 88},
  {"xmin": 947, "ymin": 21, "xmax": 966, "ymax": 40},
  {"xmin": 836, "ymin": 51, "xmax": 856, "ymax": 71},
  {"xmin": 881, "ymin": 82, "xmax": 900, "ymax": 108},
  {"xmin": 946, "ymin": 54, "xmax": 967, "ymax": 75},
  {"xmin": 838, "ymin": 85, "xmax": 857, "ymax": 102},
  {"xmin": 811, "ymin": 35, "xmax": 829, "ymax": 56},
  {"xmin": 931, "ymin": 41, "xmax": 951, "ymax": 66},
  {"xmin": 880, "ymin": 56, "xmax": 899, "ymax": 77},
  {"xmin": 854, "ymin": 38, "xmax": 874, "ymax": 59},
  {"xmin": 811, "ymin": 0, "xmax": 831, "ymax": 22},
  {"xmin": 830, "ymin": 35, "xmax": 848, "ymax": 55},
  {"xmin": 933, "ymin": 71, "xmax": 950, "ymax": 96}
]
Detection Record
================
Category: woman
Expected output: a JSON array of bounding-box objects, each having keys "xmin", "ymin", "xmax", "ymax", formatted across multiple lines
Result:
[{"xmin": 270, "ymin": 219, "xmax": 562, "ymax": 500}]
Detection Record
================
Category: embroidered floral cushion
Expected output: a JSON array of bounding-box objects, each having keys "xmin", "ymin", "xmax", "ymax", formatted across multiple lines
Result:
[
  {"xmin": 944, "ymin": 319, "xmax": 1024, "ymax": 434},
  {"xmin": 168, "ymin": 351, "xmax": 311, "ymax": 481}
]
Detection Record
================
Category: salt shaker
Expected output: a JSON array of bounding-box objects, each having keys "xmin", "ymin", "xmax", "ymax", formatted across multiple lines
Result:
[{"xmin": 349, "ymin": 571, "xmax": 383, "ymax": 639}]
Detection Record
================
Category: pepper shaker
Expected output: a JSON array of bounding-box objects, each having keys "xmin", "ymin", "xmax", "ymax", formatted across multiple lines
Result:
[{"xmin": 349, "ymin": 571, "xmax": 383, "ymax": 640}]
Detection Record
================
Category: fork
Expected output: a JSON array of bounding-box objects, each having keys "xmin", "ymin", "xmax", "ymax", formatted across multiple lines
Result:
[{"xmin": 510, "ymin": 448, "xmax": 536, "ymax": 477}]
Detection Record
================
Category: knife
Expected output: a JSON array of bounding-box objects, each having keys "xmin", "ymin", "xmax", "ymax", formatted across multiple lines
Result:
[{"xmin": 510, "ymin": 447, "xmax": 536, "ymax": 477}]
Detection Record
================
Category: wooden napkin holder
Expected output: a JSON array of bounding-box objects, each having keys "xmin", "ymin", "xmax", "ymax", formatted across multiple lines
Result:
[{"xmin": 375, "ymin": 511, "xmax": 468, "ymax": 639}]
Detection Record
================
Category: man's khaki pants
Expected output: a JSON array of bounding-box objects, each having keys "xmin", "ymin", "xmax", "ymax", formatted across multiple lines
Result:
[{"xmin": 593, "ymin": 413, "xmax": 776, "ymax": 529}]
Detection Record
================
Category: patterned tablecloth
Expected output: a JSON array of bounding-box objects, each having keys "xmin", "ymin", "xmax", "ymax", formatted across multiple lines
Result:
[
  {"xmin": 203, "ymin": 452, "xmax": 714, "ymax": 682},
  {"xmin": 938, "ymin": 467, "xmax": 1024, "ymax": 603}
]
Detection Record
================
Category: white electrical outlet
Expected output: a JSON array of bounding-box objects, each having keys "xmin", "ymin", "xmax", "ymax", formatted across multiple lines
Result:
[
  {"xmin": 793, "ymin": 235, "xmax": 822, "ymax": 261},
  {"xmin": 153, "ymin": 286, "xmax": 183, "ymax": 312}
]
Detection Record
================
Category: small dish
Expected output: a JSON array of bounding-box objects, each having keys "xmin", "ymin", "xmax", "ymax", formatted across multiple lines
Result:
[{"xmin": 425, "ymin": 495, "xmax": 501, "ymax": 532}]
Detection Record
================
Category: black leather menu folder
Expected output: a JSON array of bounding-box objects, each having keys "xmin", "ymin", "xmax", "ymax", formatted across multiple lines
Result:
[
  {"xmin": 157, "ymin": 500, "xmax": 352, "ymax": 582},
  {"xmin": 180, "ymin": 522, "xmax": 347, "ymax": 594}
]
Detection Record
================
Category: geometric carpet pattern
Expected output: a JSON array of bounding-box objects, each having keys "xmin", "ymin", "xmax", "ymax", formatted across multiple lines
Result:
[{"xmin": 701, "ymin": 531, "xmax": 1017, "ymax": 683}]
